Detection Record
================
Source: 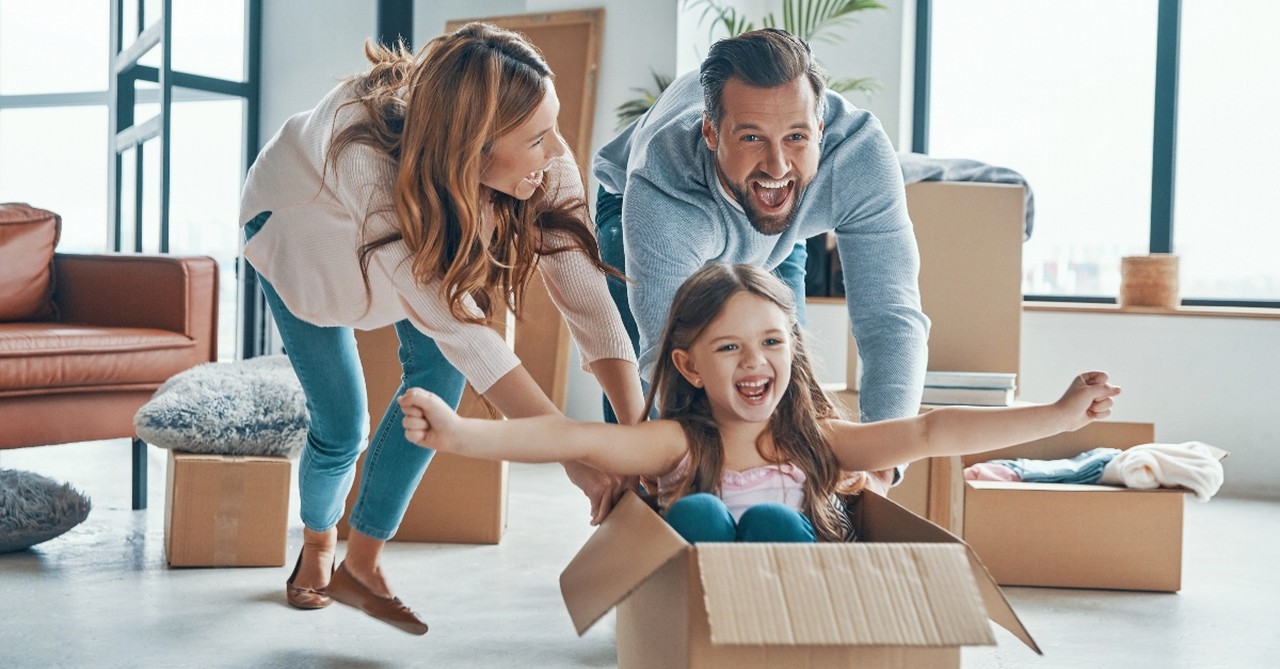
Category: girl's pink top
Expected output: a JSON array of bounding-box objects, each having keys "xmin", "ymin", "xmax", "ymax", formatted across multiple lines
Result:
[{"xmin": 655, "ymin": 453, "xmax": 807, "ymax": 521}]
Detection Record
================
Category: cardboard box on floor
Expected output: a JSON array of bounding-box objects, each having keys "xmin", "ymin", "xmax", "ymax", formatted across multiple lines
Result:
[
  {"xmin": 826, "ymin": 392, "xmax": 1214, "ymax": 592},
  {"xmin": 165, "ymin": 450, "xmax": 290, "ymax": 567},
  {"xmin": 335, "ymin": 324, "xmax": 509, "ymax": 545},
  {"xmin": 561, "ymin": 491, "xmax": 1040, "ymax": 669},
  {"xmin": 334, "ymin": 275, "xmax": 572, "ymax": 544},
  {"xmin": 960, "ymin": 420, "xmax": 1227, "ymax": 593}
]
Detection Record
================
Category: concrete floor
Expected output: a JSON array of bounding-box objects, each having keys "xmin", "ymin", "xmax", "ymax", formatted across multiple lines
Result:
[{"xmin": 1, "ymin": 439, "xmax": 1277, "ymax": 669}]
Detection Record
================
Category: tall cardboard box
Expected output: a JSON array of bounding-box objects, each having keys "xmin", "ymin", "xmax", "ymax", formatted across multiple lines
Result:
[
  {"xmin": 561, "ymin": 492, "xmax": 1039, "ymax": 668},
  {"xmin": 164, "ymin": 451, "xmax": 290, "ymax": 567},
  {"xmin": 336, "ymin": 325, "xmax": 509, "ymax": 545},
  {"xmin": 960, "ymin": 421, "xmax": 1224, "ymax": 592}
]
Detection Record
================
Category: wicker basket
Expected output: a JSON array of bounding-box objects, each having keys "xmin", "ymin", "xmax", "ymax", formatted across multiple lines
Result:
[{"xmin": 1120, "ymin": 254, "xmax": 1180, "ymax": 308}]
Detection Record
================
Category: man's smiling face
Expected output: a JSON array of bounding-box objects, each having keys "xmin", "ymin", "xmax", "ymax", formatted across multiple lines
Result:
[{"xmin": 702, "ymin": 76, "xmax": 823, "ymax": 235}]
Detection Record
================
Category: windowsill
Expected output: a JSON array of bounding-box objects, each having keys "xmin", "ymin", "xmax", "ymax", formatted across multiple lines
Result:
[
  {"xmin": 806, "ymin": 297, "xmax": 1280, "ymax": 320},
  {"xmin": 1022, "ymin": 301, "xmax": 1280, "ymax": 320}
]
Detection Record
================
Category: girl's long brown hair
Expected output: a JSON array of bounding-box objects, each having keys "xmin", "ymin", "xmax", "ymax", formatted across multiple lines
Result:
[
  {"xmin": 644, "ymin": 263, "xmax": 855, "ymax": 542},
  {"xmin": 326, "ymin": 23, "xmax": 617, "ymax": 323}
]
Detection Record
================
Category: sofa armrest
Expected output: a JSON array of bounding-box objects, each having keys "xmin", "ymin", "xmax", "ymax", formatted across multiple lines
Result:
[{"xmin": 52, "ymin": 253, "xmax": 219, "ymax": 362}]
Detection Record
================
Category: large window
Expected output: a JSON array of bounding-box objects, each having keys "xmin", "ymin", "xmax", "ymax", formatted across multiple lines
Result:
[
  {"xmin": 925, "ymin": 0, "xmax": 1279, "ymax": 306},
  {"xmin": 1173, "ymin": 0, "xmax": 1280, "ymax": 302},
  {"xmin": 0, "ymin": 0, "xmax": 259, "ymax": 356},
  {"xmin": 0, "ymin": 0, "xmax": 110, "ymax": 252}
]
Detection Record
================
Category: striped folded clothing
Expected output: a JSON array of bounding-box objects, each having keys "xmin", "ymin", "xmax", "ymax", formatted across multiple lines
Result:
[{"xmin": 989, "ymin": 447, "xmax": 1122, "ymax": 485}]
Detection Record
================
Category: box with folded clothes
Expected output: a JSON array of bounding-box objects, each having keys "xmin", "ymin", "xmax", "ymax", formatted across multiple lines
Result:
[{"xmin": 958, "ymin": 421, "xmax": 1228, "ymax": 592}]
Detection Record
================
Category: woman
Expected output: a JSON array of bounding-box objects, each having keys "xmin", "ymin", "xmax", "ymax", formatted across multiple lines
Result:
[{"xmin": 239, "ymin": 23, "xmax": 644, "ymax": 635}]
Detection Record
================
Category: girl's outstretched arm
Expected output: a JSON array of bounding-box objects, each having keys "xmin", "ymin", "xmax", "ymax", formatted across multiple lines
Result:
[
  {"xmin": 823, "ymin": 371, "xmax": 1122, "ymax": 472},
  {"xmin": 398, "ymin": 387, "xmax": 687, "ymax": 478}
]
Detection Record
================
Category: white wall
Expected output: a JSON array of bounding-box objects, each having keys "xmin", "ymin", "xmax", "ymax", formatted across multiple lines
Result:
[{"xmin": 258, "ymin": 0, "xmax": 373, "ymax": 139}]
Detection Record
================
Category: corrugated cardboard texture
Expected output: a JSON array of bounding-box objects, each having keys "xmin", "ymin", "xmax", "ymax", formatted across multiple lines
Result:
[
  {"xmin": 854, "ymin": 492, "xmax": 1039, "ymax": 654},
  {"xmin": 697, "ymin": 543, "xmax": 993, "ymax": 647},
  {"xmin": 164, "ymin": 451, "xmax": 290, "ymax": 567},
  {"xmin": 621, "ymin": 549, "xmax": 966, "ymax": 669},
  {"xmin": 336, "ymin": 326, "xmax": 508, "ymax": 544},
  {"xmin": 964, "ymin": 482, "xmax": 1185, "ymax": 591}
]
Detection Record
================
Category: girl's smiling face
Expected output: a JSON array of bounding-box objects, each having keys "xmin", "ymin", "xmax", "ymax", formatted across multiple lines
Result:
[
  {"xmin": 671, "ymin": 291, "xmax": 794, "ymax": 427},
  {"xmin": 480, "ymin": 81, "xmax": 568, "ymax": 200}
]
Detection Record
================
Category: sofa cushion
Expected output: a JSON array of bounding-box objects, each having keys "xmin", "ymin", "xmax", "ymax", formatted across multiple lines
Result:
[
  {"xmin": 0, "ymin": 323, "xmax": 196, "ymax": 396},
  {"xmin": 0, "ymin": 203, "xmax": 60, "ymax": 322}
]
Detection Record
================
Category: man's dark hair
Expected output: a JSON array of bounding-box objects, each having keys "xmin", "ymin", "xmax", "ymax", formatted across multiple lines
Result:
[{"xmin": 699, "ymin": 28, "xmax": 827, "ymax": 130}]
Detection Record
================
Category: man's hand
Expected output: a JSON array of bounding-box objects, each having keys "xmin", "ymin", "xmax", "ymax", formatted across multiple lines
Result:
[
  {"xmin": 864, "ymin": 468, "xmax": 896, "ymax": 496},
  {"xmin": 562, "ymin": 460, "xmax": 637, "ymax": 525}
]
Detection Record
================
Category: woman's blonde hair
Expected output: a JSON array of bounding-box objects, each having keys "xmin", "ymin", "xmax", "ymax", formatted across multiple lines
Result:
[
  {"xmin": 645, "ymin": 263, "xmax": 855, "ymax": 542},
  {"xmin": 326, "ymin": 23, "xmax": 616, "ymax": 322}
]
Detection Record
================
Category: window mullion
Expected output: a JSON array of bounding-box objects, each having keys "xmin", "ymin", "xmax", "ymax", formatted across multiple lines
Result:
[{"xmin": 1150, "ymin": 0, "xmax": 1181, "ymax": 254}]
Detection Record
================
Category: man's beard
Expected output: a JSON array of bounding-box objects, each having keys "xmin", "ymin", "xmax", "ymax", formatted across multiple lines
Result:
[{"xmin": 719, "ymin": 168, "xmax": 805, "ymax": 236}]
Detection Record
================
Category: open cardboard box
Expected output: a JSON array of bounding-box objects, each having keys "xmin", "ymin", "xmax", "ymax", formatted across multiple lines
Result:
[
  {"xmin": 560, "ymin": 491, "xmax": 1040, "ymax": 669},
  {"xmin": 960, "ymin": 421, "xmax": 1227, "ymax": 592}
]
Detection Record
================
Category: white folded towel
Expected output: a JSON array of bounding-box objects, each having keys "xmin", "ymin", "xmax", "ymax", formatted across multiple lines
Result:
[{"xmin": 1099, "ymin": 441, "xmax": 1225, "ymax": 502}]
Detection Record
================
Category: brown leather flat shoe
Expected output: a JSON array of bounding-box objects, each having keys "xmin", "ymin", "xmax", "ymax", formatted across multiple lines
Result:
[
  {"xmin": 285, "ymin": 549, "xmax": 334, "ymax": 610},
  {"xmin": 327, "ymin": 562, "xmax": 428, "ymax": 635}
]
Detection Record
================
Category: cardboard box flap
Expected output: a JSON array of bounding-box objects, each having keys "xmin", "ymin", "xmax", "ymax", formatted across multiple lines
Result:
[
  {"xmin": 560, "ymin": 492, "xmax": 689, "ymax": 635},
  {"xmin": 696, "ymin": 543, "xmax": 995, "ymax": 648},
  {"xmin": 856, "ymin": 491, "xmax": 1042, "ymax": 654}
]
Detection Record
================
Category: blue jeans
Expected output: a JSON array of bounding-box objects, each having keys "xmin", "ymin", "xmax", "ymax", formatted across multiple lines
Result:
[
  {"xmin": 243, "ymin": 212, "xmax": 466, "ymax": 540},
  {"xmin": 663, "ymin": 493, "xmax": 816, "ymax": 543},
  {"xmin": 596, "ymin": 187, "xmax": 808, "ymax": 423}
]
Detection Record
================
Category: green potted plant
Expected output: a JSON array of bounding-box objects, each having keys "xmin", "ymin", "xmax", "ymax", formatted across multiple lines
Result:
[{"xmin": 615, "ymin": 0, "xmax": 885, "ymax": 128}]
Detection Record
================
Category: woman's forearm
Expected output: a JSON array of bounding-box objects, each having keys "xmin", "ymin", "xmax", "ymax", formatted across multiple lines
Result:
[
  {"xmin": 589, "ymin": 357, "xmax": 645, "ymax": 425},
  {"xmin": 481, "ymin": 365, "xmax": 560, "ymax": 419}
]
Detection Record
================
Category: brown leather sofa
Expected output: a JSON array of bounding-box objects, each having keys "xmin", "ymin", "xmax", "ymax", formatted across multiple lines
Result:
[{"xmin": 0, "ymin": 203, "xmax": 218, "ymax": 509}]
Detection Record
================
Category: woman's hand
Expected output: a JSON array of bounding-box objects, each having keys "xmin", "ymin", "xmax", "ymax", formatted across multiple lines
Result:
[
  {"xmin": 1054, "ymin": 371, "xmax": 1122, "ymax": 431},
  {"xmin": 562, "ymin": 461, "xmax": 638, "ymax": 526}
]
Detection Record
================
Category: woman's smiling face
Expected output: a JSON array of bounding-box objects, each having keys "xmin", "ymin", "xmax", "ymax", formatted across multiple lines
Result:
[{"xmin": 480, "ymin": 81, "xmax": 568, "ymax": 200}]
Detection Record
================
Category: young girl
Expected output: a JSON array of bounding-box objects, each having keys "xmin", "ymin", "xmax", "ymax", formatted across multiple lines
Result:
[
  {"xmin": 398, "ymin": 263, "xmax": 1120, "ymax": 544},
  {"xmin": 240, "ymin": 24, "xmax": 644, "ymax": 634}
]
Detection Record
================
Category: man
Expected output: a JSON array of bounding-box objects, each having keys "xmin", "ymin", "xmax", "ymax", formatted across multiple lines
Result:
[{"xmin": 594, "ymin": 29, "xmax": 929, "ymax": 491}]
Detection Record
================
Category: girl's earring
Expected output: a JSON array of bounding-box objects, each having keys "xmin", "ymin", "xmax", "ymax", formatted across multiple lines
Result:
[{"xmin": 692, "ymin": 378, "xmax": 703, "ymax": 388}]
